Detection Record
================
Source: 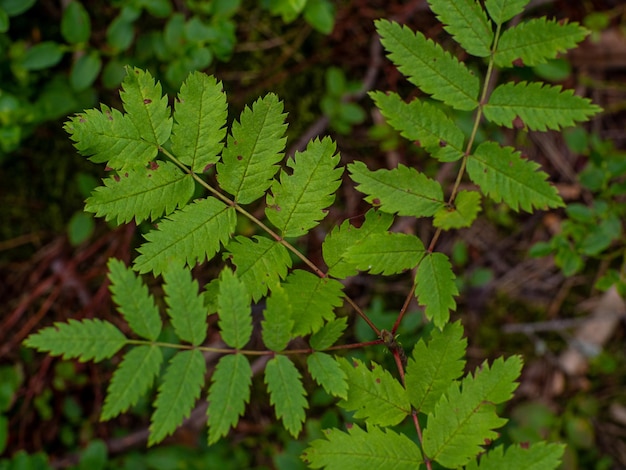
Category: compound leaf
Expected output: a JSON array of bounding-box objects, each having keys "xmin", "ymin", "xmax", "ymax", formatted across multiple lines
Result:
[
  {"xmin": 307, "ymin": 352, "xmax": 348, "ymax": 399},
  {"xmin": 466, "ymin": 442, "xmax": 565, "ymax": 470},
  {"xmin": 323, "ymin": 209, "xmax": 394, "ymax": 279},
  {"xmin": 338, "ymin": 357, "xmax": 410, "ymax": 426},
  {"xmin": 134, "ymin": 197, "xmax": 236, "ymax": 275},
  {"xmin": 433, "ymin": 190, "xmax": 482, "ymax": 230},
  {"xmin": 262, "ymin": 285, "xmax": 293, "ymax": 352},
  {"xmin": 484, "ymin": 81, "xmax": 601, "ymax": 131},
  {"xmin": 484, "ymin": 0, "xmax": 529, "ymax": 25},
  {"xmin": 107, "ymin": 258, "xmax": 162, "ymax": 341},
  {"xmin": 162, "ymin": 265, "xmax": 207, "ymax": 346},
  {"xmin": 414, "ymin": 252, "xmax": 458, "ymax": 328},
  {"xmin": 429, "ymin": 0, "xmax": 494, "ymax": 57},
  {"xmin": 302, "ymin": 425, "xmax": 422, "ymax": 470},
  {"xmin": 226, "ymin": 235, "xmax": 292, "ymax": 302},
  {"xmin": 405, "ymin": 321, "xmax": 466, "ymax": 414},
  {"xmin": 265, "ymin": 355, "xmax": 308, "ymax": 437},
  {"xmin": 282, "ymin": 270, "xmax": 344, "ymax": 336},
  {"xmin": 217, "ymin": 267, "xmax": 252, "ymax": 349},
  {"xmin": 345, "ymin": 232, "xmax": 425, "ymax": 275},
  {"xmin": 149, "ymin": 349, "xmax": 206, "ymax": 445},
  {"xmin": 24, "ymin": 319, "xmax": 126, "ymax": 362},
  {"xmin": 370, "ymin": 91, "xmax": 464, "ymax": 162},
  {"xmin": 375, "ymin": 19, "xmax": 479, "ymax": 111},
  {"xmin": 102, "ymin": 345, "xmax": 163, "ymax": 420},
  {"xmin": 207, "ymin": 354, "xmax": 252, "ymax": 444},
  {"xmin": 266, "ymin": 137, "xmax": 343, "ymax": 238},
  {"xmin": 349, "ymin": 162, "xmax": 445, "ymax": 218},
  {"xmin": 85, "ymin": 162, "xmax": 194, "ymax": 224},
  {"xmin": 467, "ymin": 142, "xmax": 564, "ymax": 212},
  {"xmin": 216, "ymin": 93, "xmax": 287, "ymax": 204},
  {"xmin": 495, "ymin": 18, "xmax": 588, "ymax": 67},
  {"xmin": 171, "ymin": 72, "xmax": 227, "ymax": 173},
  {"xmin": 309, "ymin": 317, "xmax": 348, "ymax": 350}
]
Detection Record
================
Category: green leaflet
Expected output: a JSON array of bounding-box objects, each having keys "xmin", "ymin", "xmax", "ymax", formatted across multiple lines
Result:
[
  {"xmin": 134, "ymin": 197, "xmax": 236, "ymax": 275},
  {"xmin": 107, "ymin": 258, "xmax": 162, "ymax": 341},
  {"xmin": 149, "ymin": 349, "xmax": 206, "ymax": 446},
  {"xmin": 414, "ymin": 252, "xmax": 458, "ymax": 328},
  {"xmin": 120, "ymin": 67, "xmax": 172, "ymax": 148},
  {"xmin": 225, "ymin": 235, "xmax": 292, "ymax": 302},
  {"xmin": 282, "ymin": 270, "xmax": 344, "ymax": 336},
  {"xmin": 404, "ymin": 321, "xmax": 466, "ymax": 414},
  {"xmin": 322, "ymin": 209, "xmax": 394, "ymax": 279},
  {"xmin": 433, "ymin": 190, "xmax": 482, "ymax": 230},
  {"xmin": 370, "ymin": 91, "xmax": 464, "ymax": 163},
  {"xmin": 484, "ymin": 0, "xmax": 529, "ymax": 25},
  {"xmin": 484, "ymin": 81, "xmax": 602, "ymax": 131},
  {"xmin": 309, "ymin": 317, "xmax": 348, "ymax": 350},
  {"xmin": 85, "ymin": 161, "xmax": 194, "ymax": 225},
  {"xmin": 422, "ymin": 356, "xmax": 523, "ymax": 468},
  {"xmin": 265, "ymin": 355, "xmax": 308, "ymax": 437},
  {"xmin": 24, "ymin": 319, "xmax": 126, "ymax": 362},
  {"xmin": 171, "ymin": 72, "xmax": 227, "ymax": 173},
  {"xmin": 349, "ymin": 161, "xmax": 445, "ymax": 218},
  {"xmin": 266, "ymin": 137, "xmax": 343, "ymax": 238},
  {"xmin": 306, "ymin": 353, "xmax": 348, "ymax": 399},
  {"xmin": 162, "ymin": 265, "xmax": 207, "ymax": 346},
  {"xmin": 338, "ymin": 357, "xmax": 410, "ymax": 426},
  {"xmin": 217, "ymin": 268, "xmax": 252, "ymax": 349},
  {"xmin": 345, "ymin": 232, "xmax": 425, "ymax": 275},
  {"xmin": 101, "ymin": 345, "xmax": 163, "ymax": 420},
  {"xmin": 216, "ymin": 93, "xmax": 287, "ymax": 204},
  {"xmin": 207, "ymin": 354, "xmax": 252, "ymax": 444},
  {"xmin": 429, "ymin": 0, "xmax": 494, "ymax": 57},
  {"xmin": 495, "ymin": 18, "xmax": 588, "ymax": 67},
  {"xmin": 302, "ymin": 425, "xmax": 422, "ymax": 470},
  {"xmin": 466, "ymin": 442, "xmax": 565, "ymax": 470},
  {"xmin": 466, "ymin": 142, "xmax": 564, "ymax": 212},
  {"xmin": 375, "ymin": 19, "xmax": 479, "ymax": 111},
  {"xmin": 261, "ymin": 285, "xmax": 294, "ymax": 352}
]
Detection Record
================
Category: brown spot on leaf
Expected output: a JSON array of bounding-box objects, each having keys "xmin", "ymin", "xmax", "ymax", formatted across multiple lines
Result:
[
  {"xmin": 512, "ymin": 115, "xmax": 525, "ymax": 129},
  {"xmin": 124, "ymin": 172, "xmax": 129, "ymax": 178},
  {"xmin": 414, "ymin": 140, "xmax": 421, "ymax": 147},
  {"xmin": 375, "ymin": 378, "xmax": 381, "ymax": 384},
  {"xmin": 372, "ymin": 198, "xmax": 381, "ymax": 206},
  {"xmin": 237, "ymin": 155, "xmax": 243, "ymax": 161},
  {"xmin": 203, "ymin": 163, "xmax": 214, "ymax": 172},
  {"xmin": 149, "ymin": 161, "xmax": 159, "ymax": 170},
  {"xmin": 520, "ymin": 441, "xmax": 530, "ymax": 449},
  {"xmin": 352, "ymin": 360, "xmax": 358, "ymax": 368},
  {"xmin": 105, "ymin": 166, "xmax": 113, "ymax": 172},
  {"xmin": 143, "ymin": 99, "xmax": 152, "ymax": 104},
  {"xmin": 439, "ymin": 140, "xmax": 447, "ymax": 147},
  {"xmin": 512, "ymin": 58, "xmax": 524, "ymax": 67},
  {"xmin": 113, "ymin": 175, "xmax": 120, "ymax": 182},
  {"xmin": 79, "ymin": 118, "xmax": 86, "ymax": 123}
]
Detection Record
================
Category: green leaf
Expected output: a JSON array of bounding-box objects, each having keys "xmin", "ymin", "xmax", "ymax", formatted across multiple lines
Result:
[
  {"xmin": 302, "ymin": 425, "xmax": 423, "ymax": 469},
  {"xmin": 266, "ymin": 138, "xmax": 343, "ymax": 237},
  {"xmin": 307, "ymin": 353, "xmax": 348, "ymax": 399},
  {"xmin": 101, "ymin": 345, "xmax": 163, "ymax": 420},
  {"xmin": 282, "ymin": 270, "xmax": 344, "ymax": 336},
  {"xmin": 405, "ymin": 321, "xmax": 466, "ymax": 414},
  {"xmin": 134, "ymin": 197, "xmax": 236, "ymax": 275},
  {"xmin": 149, "ymin": 349, "xmax": 206, "ymax": 445},
  {"xmin": 24, "ymin": 319, "xmax": 126, "ymax": 362},
  {"xmin": 216, "ymin": 93, "xmax": 287, "ymax": 204},
  {"xmin": 495, "ymin": 19, "xmax": 588, "ymax": 67},
  {"xmin": 21, "ymin": 42, "xmax": 64, "ymax": 70},
  {"xmin": 217, "ymin": 268, "xmax": 252, "ymax": 349},
  {"xmin": 370, "ymin": 91, "xmax": 464, "ymax": 163},
  {"xmin": 484, "ymin": 81, "xmax": 602, "ymax": 131},
  {"xmin": 433, "ymin": 190, "xmax": 482, "ymax": 230},
  {"xmin": 310, "ymin": 317, "xmax": 347, "ymax": 350},
  {"xmin": 85, "ymin": 162, "xmax": 194, "ymax": 224},
  {"xmin": 107, "ymin": 258, "xmax": 162, "ymax": 341},
  {"xmin": 345, "ymin": 232, "xmax": 425, "ymax": 275},
  {"xmin": 466, "ymin": 142, "xmax": 564, "ymax": 212},
  {"xmin": 207, "ymin": 354, "xmax": 252, "ymax": 444},
  {"xmin": 428, "ymin": 0, "xmax": 494, "ymax": 57},
  {"xmin": 323, "ymin": 209, "xmax": 394, "ymax": 279},
  {"xmin": 0, "ymin": 0, "xmax": 36, "ymax": 16},
  {"xmin": 466, "ymin": 442, "xmax": 565, "ymax": 470},
  {"xmin": 262, "ymin": 285, "xmax": 294, "ymax": 352},
  {"xmin": 303, "ymin": 0, "xmax": 335, "ymax": 34},
  {"xmin": 171, "ymin": 72, "xmax": 228, "ymax": 173},
  {"xmin": 349, "ymin": 162, "xmax": 445, "ymax": 217},
  {"xmin": 414, "ymin": 252, "xmax": 458, "ymax": 328},
  {"xmin": 484, "ymin": 0, "xmax": 529, "ymax": 25},
  {"xmin": 70, "ymin": 52, "xmax": 102, "ymax": 91},
  {"xmin": 338, "ymin": 357, "xmax": 410, "ymax": 426},
  {"xmin": 61, "ymin": 1, "xmax": 91, "ymax": 44},
  {"xmin": 422, "ymin": 356, "xmax": 523, "ymax": 468},
  {"xmin": 265, "ymin": 355, "xmax": 308, "ymax": 437},
  {"xmin": 121, "ymin": 67, "xmax": 173, "ymax": 148},
  {"xmin": 162, "ymin": 265, "xmax": 207, "ymax": 346},
  {"xmin": 225, "ymin": 235, "xmax": 292, "ymax": 302},
  {"xmin": 375, "ymin": 19, "xmax": 479, "ymax": 111}
]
